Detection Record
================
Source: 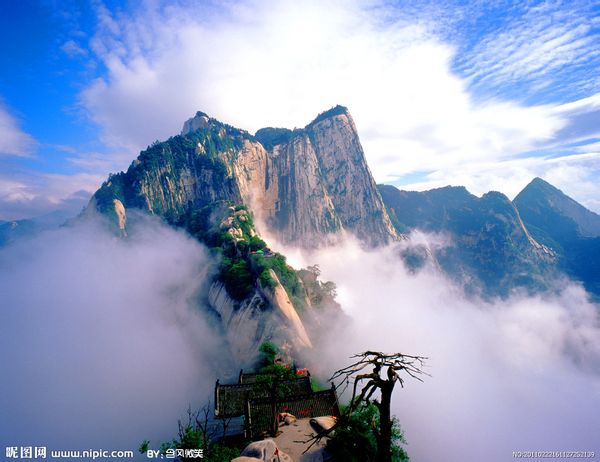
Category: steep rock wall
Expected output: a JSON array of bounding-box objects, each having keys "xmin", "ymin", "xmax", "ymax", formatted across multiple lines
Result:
[{"xmin": 208, "ymin": 278, "xmax": 312, "ymax": 364}]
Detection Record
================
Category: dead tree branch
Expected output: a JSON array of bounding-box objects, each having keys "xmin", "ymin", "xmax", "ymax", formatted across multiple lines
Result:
[{"xmin": 301, "ymin": 351, "xmax": 429, "ymax": 462}]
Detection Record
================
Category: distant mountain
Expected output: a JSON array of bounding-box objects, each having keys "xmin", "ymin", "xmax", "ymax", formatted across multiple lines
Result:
[
  {"xmin": 514, "ymin": 177, "xmax": 600, "ymax": 296},
  {"xmin": 0, "ymin": 220, "xmax": 38, "ymax": 246},
  {"xmin": 514, "ymin": 177, "xmax": 600, "ymax": 242},
  {"xmin": 0, "ymin": 210, "xmax": 74, "ymax": 247},
  {"xmin": 379, "ymin": 184, "xmax": 556, "ymax": 296}
]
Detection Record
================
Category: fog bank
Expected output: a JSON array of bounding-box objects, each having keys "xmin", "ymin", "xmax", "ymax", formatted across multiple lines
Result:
[
  {"xmin": 286, "ymin": 236, "xmax": 600, "ymax": 461},
  {"xmin": 0, "ymin": 215, "xmax": 228, "ymax": 455}
]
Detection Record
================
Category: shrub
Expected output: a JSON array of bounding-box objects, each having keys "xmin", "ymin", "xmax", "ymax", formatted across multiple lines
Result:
[
  {"xmin": 249, "ymin": 235, "xmax": 267, "ymax": 251},
  {"xmin": 220, "ymin": 260, "xmax": 254, "ymax": 300},
  {"xmin": 258, "ymin": 341, "xmax": 279, "ymax": 365},
  {"xmin": 255, "ymin": 254, "xmax": 302, "ymax": 297},
  {"xmin": 259, "ymin": 269, "xmax": 277, "ymax": 289},
  {"xmin": 327, "ymin": 404, "xmax": 409, "ymax": 462}
]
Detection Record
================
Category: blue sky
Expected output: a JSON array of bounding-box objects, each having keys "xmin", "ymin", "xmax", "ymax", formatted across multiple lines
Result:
[{"xmin": 1, "ymin": 0, "xmax": 599, "ymax": 220}]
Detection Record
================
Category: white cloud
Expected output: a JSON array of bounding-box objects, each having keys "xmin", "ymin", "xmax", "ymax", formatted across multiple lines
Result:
[
  {"xmin": 61, "ymin": 39, "xmax": 88, "ymax": 58},
  {"xmin": 456, "ymin": 2, "xmax": 598, "ymax": 94},
  {"xmin": 0, "ymin": 215, "xmax": 226, "ymax": 450},
  {"xmin": 75, "ymin": 0, "xmax": 600, "ymax": 215},
  {"xmin": 390, "ymin": 93, "xmax": 600, "ymax": 209},
  {"xmin": 396, "ymin": 149, "xmax": 600, "ymax": 213},
  {"xmin": 0, "ymin": 102, "xmax": 36, "ymax": 157},
  {"xmin": 284, "ymin": 237, "xmax": 600, "ymax": 461},
  {"xmin": 0, "ymin": 171, "xmax": 104, "ymax": 220}
]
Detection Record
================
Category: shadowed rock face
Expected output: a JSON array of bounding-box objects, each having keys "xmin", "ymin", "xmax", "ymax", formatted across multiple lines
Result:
[
  {"xmin": 514, "ymin": 177, "xmax": 600, "ymax": 297},
  {"xmin": 514, "ymin": 177, "xmax": 600, "ymax": 241},
  {"xmin": 379, "ymin": 184, "xmax": 556, "ymax": 297}
]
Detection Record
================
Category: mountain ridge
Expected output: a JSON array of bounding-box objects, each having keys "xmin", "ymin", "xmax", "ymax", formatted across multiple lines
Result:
[
  {"xmin": 379, "ymin": 183, "xmax": 556, "ymax": 296},
  {"xmin": 85, "ymin": 105, "xmax": 600, "ymax": 355},
  {"xmin": 515, "ymin": 177, "xmax": 600, "ymax": 240},
  {"xmin": 94, "ymin": 105, "xmax": 398, "ymax": 247}
]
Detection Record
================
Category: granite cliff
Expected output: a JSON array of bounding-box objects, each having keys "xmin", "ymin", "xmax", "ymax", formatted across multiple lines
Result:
[{"xmin": 91, "ymin": 105, "xmax": 397, "ymax": 248}]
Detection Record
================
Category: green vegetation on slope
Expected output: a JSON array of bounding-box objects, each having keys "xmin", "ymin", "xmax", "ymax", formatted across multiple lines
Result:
[
  {"xmin": 176, "ymin": 200, "xmax": 312, "ymax": 303},
  {"xmin": 308, "ymin": 104, "xmax": 349, "ymax": 126},
  {"xmin": 92, "ymin": 117, "xmax": 248, "ymax": 220}
]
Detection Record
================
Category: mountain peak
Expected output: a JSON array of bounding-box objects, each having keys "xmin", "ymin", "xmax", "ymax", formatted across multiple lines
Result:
[
  {"xmin": 518, "ymin": 177, "xmax": 574, "ymax": 203},
  {"xmin": 524, "ymin": 177, "xmax": 560, "ymax": 192},
  {"xmin": 307, "ymin": 105, "xmax": 350, "ymax": 126},
  {"xmin": 254, "ymin": 127, "xmax": 294, "ymax": 150},
  {"xmin": 91, "ymin": 104, "xmax": 397, "ymax": 247},
  {"xmin": 181, "ymin": 111, "xmax": 212, "ymax": 135},
  {"xmin": 378, "ymin": 183, "xmax": 556, "ymax": 296},
  {"xmin": 515, "ymin": 177, "xmax": 600, "ymax": 239}
]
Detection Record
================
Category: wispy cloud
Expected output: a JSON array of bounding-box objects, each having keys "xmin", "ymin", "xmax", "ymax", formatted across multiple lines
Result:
[
  {"xmin": 397, "ymin": 148, "xmax": 600, "ymax": 213},
  {"xmin": 454, "ymin": 1, "xmax": 599, "ymax": 101},
  {"xmin": 61, "ymin": 39, "xmax": 88, "ymax": 58},
  {"xmin": 278, "ymin": 236, "xmax": 600, "ymax": 461},
  {"xmin": 42, "ymin": 0, "xmax": 594, "ymax": 220},
  {"xmin": 0, "ymin": 171, "xmax": 103, "ymax": 220},
  {"xmin": 0, "ymin": 102, "xmax": 36, "ymax": 157},
  {"xmin": 0, "ymin": 216, "xmax": 225, "ymax": 449}
]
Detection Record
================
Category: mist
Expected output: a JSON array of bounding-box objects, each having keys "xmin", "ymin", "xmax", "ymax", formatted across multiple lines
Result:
[
  {"xmin": 2, "ymin": 212, "xmax": 599, "ymax": 461},
  {"xmin": 283, "ymin": 235, "xmax": 600, "ymax": 461},
  {"xmin": 0, "ymin": 215, "xmax": 230, "ymax": 456}
]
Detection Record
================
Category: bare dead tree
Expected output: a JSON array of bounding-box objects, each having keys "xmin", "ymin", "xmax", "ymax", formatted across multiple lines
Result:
[
  {"xmin": 217, "ymin": 412, "xmax": 233, "ymax": 443},
  {"xmin": 301, "ymin": 351, "xmax": 428, "ymax": 462},
  {"xmin": 176, "ymin": 400, "xmax": 233, "ymax": 452},
  {"xmin": 177, "ymin": 405, "xmax": 213, "ymax": 451}
]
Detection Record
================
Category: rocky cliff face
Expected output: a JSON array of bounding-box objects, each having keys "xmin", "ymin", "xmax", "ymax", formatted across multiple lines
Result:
[
  {"xmin": 179, "ymin": 105, "xmax": 398, "ymax": 246},
  {"xmin": 302, "ymin": 108, "xmax": 398, "ymax": 245},
  {"xmin": 207, "ymin": 276, "xmax": 312, "ymax": 365},
  {"xmin": 93, "ymin": 106, "xmax": 396, "ymax": 247},
  {"xmin": 86, "ymin": 106, "xmax": 396, "ymax": 362}
]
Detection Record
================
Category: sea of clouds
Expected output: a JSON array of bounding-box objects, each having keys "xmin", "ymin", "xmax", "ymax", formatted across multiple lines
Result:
[
  {"xmin": 1, "ymin": 218, "xmax": 599, "ymax": 461},
  {"xmin": 0, "ymin": 215, "xmax": 230, "ymax": 457},
  {"xmin": 285, "ymin": 235, "xmax": 600, "ymax": 461}
]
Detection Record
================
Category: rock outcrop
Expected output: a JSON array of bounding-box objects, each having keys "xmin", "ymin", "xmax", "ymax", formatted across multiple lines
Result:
[
  {"xmin": 208, "ymin": 273, "xmax": 312, "ymax": 365},
  {"xmin": 178, "ymin": 105, "xmax": 398, "ymax": 246},
  {"xmin": 235, "ymin": 439, "xmax": 292, "ymax": 462}
]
